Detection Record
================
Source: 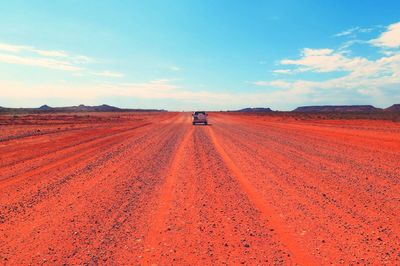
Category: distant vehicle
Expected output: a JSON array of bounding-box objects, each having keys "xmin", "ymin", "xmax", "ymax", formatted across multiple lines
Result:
[{"xmin": 192, "ymin": 111, "xmax": 208, "ymax": 125}]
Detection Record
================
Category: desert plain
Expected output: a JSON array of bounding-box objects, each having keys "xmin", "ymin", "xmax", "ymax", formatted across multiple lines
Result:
[{"xmin": 0, "ymin": 112, "xmax": 399, "ymax": 265}]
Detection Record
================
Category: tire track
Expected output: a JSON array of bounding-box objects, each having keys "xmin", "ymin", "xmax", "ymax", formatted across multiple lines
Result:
[
  {"xmin": 142, "ymin": 124, "xmax": 194, "ymax": 263},
  {"xmin": 206, "ymin": 126, "xmax": 315, "ymax": 265},
  {"xmin": 189, "ymin": 127, "xmax": 290, "ymax": 264}
]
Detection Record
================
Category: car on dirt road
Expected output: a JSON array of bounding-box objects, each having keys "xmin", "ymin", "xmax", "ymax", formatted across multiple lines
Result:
[{"xmin": 192, "ymin": 111, "xmax": 208, "ymax": 125}]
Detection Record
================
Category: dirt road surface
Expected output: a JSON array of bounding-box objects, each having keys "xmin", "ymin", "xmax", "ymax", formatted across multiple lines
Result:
[{"xmin": 1, "ymin": 112, "xmax": 399, "ymax": 265}]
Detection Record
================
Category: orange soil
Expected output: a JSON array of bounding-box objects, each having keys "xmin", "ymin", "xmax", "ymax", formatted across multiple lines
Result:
[{"xmin": 0, "ymin": 112, "xmax": 399, "ymax": 265}]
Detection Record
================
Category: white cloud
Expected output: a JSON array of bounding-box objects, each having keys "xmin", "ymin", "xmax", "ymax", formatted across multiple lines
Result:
[
  {"xmin": 272, "ymin": 69, "xmax": 291, "ymax": 74},
  {"xmin": 0, "ymin": 41, "xmax": 111, "ymax": 75},
  {"xmin": 0, "ymin": 43, "xmax": 31, "ymax": 52},
  {"xmin": 337, "ymin": 39, "xmax": 368, "ymax": 53},
  {"xmin": 0, "ymin": 53, "xmax": 83, "ymax": 71},
  {"xmin": 334, "ymin": 26, "xmax": 375, "ymax": 37},
  {"xmin": 370, "ymin": 22, "xmax": 400, "ymax": 48},
  {"xmin": 253, "ymin": 80, "xmax": 292, "ymax": 88},
  {"xmin": 73, "ymin": 55, "xmax": 95, "ymax": 63},
  {"xmin": 0, "ymin": 41, "xmax": 88, "ymax": 72},
  {"xmin": 334, "ymin": 27, "xmax": 360, "ymax": 37},
  {"xmin": 280, "ymin": 48, "xmax": 369, "ymax": 72},
  {"xmin": 33, "ymin": 49, "xmax": 68, "ymax": 58},
  {"xmin": 359, "ymin": 27, "xmax": 374, "ymax": 33},
  {"xmin": 303, "ymin": 48, "xmax": 334, "ymax": 56},
  {"xmin": 0, "ymin": 42, "xmax": 69, "ymax": 58},
  {"xmin": 93, "ymin": 70, "xmax": 124, "ymax": 78}
]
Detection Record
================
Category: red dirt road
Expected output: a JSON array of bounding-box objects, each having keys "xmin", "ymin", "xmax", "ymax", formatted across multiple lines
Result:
[{"xmin": 1, "ymin": 112, "xmax": 400, "ymax": 265}]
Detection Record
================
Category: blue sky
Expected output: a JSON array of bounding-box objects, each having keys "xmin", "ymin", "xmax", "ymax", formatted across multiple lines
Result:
[{"xmin": 1, "ymin": 0, "xmax": 400, "ymax": 110}]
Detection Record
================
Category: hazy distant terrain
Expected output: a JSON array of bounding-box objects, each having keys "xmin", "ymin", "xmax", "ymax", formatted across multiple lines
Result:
[{"xmin": 0, "ymin": 104, "xmax": 166, "ymax": 114}]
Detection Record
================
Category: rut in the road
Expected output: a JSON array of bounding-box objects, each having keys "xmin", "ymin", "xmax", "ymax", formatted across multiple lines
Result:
[
  {"xmin": 143, "ymin": 126, "xmax": 194, "ymax": 259},
  {"xmin": 206, "ymin": 127, "xmax": 315, "ymax": 265}
]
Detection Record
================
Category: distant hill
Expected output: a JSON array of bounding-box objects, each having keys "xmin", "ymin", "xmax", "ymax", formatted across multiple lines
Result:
[
  {"xmin": 0, "ymin": 104, "xmax": 166, "ymax": 114},
  {"xmin": 57, "ymin": 104, "xmax": 122, "ymax": 112},
  {"xmin": 38, "ymin": 104, "xmax": 52, "ymax": 110},
  {"xmin": 293, "ymin": 105, "xmax": 380, "ymax": 113},
  {"xmin": 385, "ymin": 104, "xmax": 400, "ymax": 112},
  {"xmin": 234, "ymin": 107, "xmax": 273, "ymax": 112}
]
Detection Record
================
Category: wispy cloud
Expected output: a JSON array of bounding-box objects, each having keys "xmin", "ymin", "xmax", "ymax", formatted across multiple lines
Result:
[
  {"xmin": 0, "ymin": 43, "xmax": 31, "ymax": 52},
  {"xmin": 93, "ymin": 70, "xmax": 124, "ymax": 78},
  {"xmin": 0, "ymin": 53, "xmax": 83, "ymax": 71},
  {"xmin": 334, "ymin": 26, "xmax": 376, "ymax": 37},
  {"xmin": 280, "ymin": 48, "xmax": 368, "ymax": 73},
  {"xmin": 272, "ymin": 69, "xmax": 291, "ymax": 74},
  {"xmin": 0, "ymin": 41, "xmax": 117, "ymax": 76},
  {"xmin": 0, "ymin": 42, "xmax": 71, "ymax": 58},
  {"xmin": 253, "ymin": 80, "xmax": 292, "ymax": 88},
  {"xmin": 337, "ymin": 39, "xmax": 368, "ymax": 53},
  {"xmin": 33, "ymin": 49, "xmax": 68, "ymax": 58},
  {"xmin": 73, "ymin": 55, "xmax": 95, "ymax": 64},
  {"xmin": 334, "ymin": 27, "xmax": 360, "ymax": 37}
]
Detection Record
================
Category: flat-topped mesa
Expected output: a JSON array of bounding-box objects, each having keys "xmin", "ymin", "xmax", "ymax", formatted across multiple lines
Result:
[
  {"xmin": 235, "ymin": 107, "xmax": 273, "ymax": 112},
  {"xmin": 385, "ymin": 104, "xmax": 400, "ymax": 112},
  {"xmin": 293, "ymin": 105, "xmax": 380, "ymax": 113}
]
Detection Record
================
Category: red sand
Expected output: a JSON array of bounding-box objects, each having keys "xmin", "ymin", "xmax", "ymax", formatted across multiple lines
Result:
[{"xmin": 0, "ymin": 112, "xmax": 399, "ymax": 265}]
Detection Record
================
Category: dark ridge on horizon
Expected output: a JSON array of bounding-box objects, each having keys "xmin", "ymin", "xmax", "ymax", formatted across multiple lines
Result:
[
  {"xmin": 231, "ymin": 107, "xmax": 273, "ymax": 112},
  {"xmin": 293, "ymin": 105, "xmax": 380, "ymax": 113},
  {"xmin": 385, "ymin": 104, "xmax": 400, "ymax": 112},
  {"xmin": 293, "ymin": 104, "xmax": 400, "ymax": 113},
  {"xmin": 0, "ymin": 104, "xmax": 166, "ymax": 114},
  {"xmin": 229, "ymin": 104, "xmax": 400, "ymax": 113}
]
